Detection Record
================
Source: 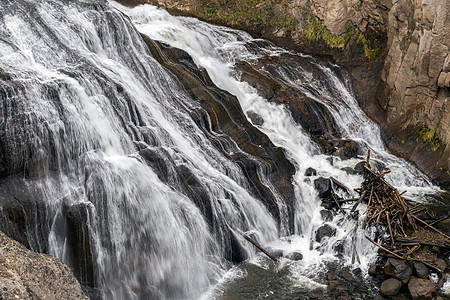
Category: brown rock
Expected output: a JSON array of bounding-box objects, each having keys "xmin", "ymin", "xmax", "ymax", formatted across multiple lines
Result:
[
  {"xmin": 380, "ymin": 278, "xmax": 402, "ymax": 297},
  {"xmin": 413, "ymin": 262, "xmax": 429, "ymax": 279},
  {"xmin": 408, "ymin": 277, "xmax": 436, "ymax": 300},
  {"xmin": 0, "ymin": 230, "xmax": 88, "ymax": 299}
]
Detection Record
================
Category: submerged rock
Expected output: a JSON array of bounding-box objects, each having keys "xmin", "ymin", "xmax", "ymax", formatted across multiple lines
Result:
[
  {"xmin": 315, "ymin": 224, "xmax": 336, "ymax": 242},
  {"xmin": 305, "ymin": 167, "xmax": 317, "ymax": 177},
  {"xmin": 286, "ymin": 251, "xmax": 303, "ymax": 261},
  {"xmin": 246, "ymin": 110, "xmax": 264, "ymax": 126},
  {"xmin": 380, "ymin": 278, "xmax": 402, "ymax": 297}
]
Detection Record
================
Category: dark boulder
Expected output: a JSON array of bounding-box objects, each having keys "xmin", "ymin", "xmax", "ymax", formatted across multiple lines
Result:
[
  {"xmin": 413, "ymin": 262, "xmax": 429, "ymax": 279},
  {"xmin": 315, "ymin": 224, "xmax": 335, "ymax": 242},
  {"xmin": 354, "ymin": 161, "xmax": 366, "ymax": 175},
  {"xmin": 314, "ymin": 177, "xmax": 332, "ymax": 198},
  {"xmin": 380, "ymin": 278, "xmax": 402, "ymax": 297},
  {"xmin": 368, "ymin": 263, "xmax": 384, "ymax": 276},
  {"xmin": 384, "ymin": 258, "xmax": 412, "ymax": 284},
  {"xmin": 407, "ymin": 277, "xmax": 436, "ymax": 300},
  {"xmin": 305, "ymin": 167, "xmax": 317, "ymax": 176},
  {"xmin": 286, "ymin": 251, "xmax": 303, "ymax": 261}
]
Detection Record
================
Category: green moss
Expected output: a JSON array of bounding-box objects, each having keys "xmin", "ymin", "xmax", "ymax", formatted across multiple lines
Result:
[
  {"xmin": 204, "ymin": 6, "xmax": 217, "ymax": 15},
  {"xmin": 357, "ymin": 32, "xmax": 380, "ymax": 61},
  {"xmin": 418, "ymin": 126, "xmax": 440, "ymax": 151},
  {"xmin": 306, "ymin": 15, "xmax": 347, "ymax": 48}
]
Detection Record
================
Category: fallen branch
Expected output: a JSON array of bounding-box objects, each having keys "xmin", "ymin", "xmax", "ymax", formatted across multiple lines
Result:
[{"xmin": 241, "ymin": 234, "xmax": 278, "ymax": 262}]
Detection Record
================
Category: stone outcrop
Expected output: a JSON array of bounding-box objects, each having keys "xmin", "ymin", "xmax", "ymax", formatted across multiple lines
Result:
[
  {"xmin": 379, "ymin": 0, "xmax": 449, "ymax": 186},
  {"xmin": 0, "ymin": 230, "xmax": 88, "ymax": 300}
]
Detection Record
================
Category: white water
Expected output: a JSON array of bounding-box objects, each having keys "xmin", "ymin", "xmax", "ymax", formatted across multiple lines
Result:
[
  {"xmin": 111, "ymin": 2, "xmax": 443, "ymax": 297},
  {"xmin": 0, "ymin": 0, "xmax": 443, "ymax": 298}
]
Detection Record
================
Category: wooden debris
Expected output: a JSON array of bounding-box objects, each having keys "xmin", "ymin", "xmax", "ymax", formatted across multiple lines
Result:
[
  {"xmin": 353, "ymin": 150, "xmax": 449, "ymax": 274},
  {"xmin": 241, "ymin": 233, "xmax": 278, "ymax": 262}
]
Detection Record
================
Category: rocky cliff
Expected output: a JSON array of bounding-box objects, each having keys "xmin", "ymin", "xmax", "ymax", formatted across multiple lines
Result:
[
  {"xmin": 120, "ymin": 0, "xmax": 449, "ymax": 188},
  {"xmin": 0, "ymin": 230, "xmax": 88, "ymax": 299}
]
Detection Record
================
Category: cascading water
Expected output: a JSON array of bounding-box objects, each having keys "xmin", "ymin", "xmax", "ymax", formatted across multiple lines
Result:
[
  {"xmin": 0, "ymin": 0, "xmax": 445, "ymax": 299},
  {"xmin": 110, "ymin": 2, "xmax": 445, "ymax": 299},
  {"xmin": 0, "ymin": 0, "xmax": 292, "ymax": 298}
]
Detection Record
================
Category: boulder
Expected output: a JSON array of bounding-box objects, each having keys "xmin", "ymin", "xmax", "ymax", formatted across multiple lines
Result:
[
  {"xmin": 413, "ymin": 262, "xmax": 429, "ymax": 279},
  {"xmin": 384, "ymin": 258, "xmax": 412, "ymax": 283},
  {"xmin": 320, "ymin": 209, "xmax": 333, "ymax": 221},
  {"xmin": 286, "ymin": 251, "xmax": 303, "ymax": 261},
  {"xmin": 408, "ymin": 277, "xmax": 436, "ymax": 300},
  {"xmin": 380, "ymin": 278, "xmax": 402, "ymax": 297},
  {"xmin": 305, "ymin": 167, "xmax": 317, "ymax": 176},
  {"xmin": 314, "ymin": 177, "xmax": 332, "ymax": 198},
  {"xmin": 354, "ymin": 161, "xmax": 366, "ymax": 175},
  {"xmin": 315, "ymin": 224, "xmax": 336, "ymax": 242}
]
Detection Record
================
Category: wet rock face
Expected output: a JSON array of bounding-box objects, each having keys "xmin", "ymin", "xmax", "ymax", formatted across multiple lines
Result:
[
  {"xmin": 140, "ymin": 36, "xmax": 298, "ymax": 232},
  {"xmin": 0, "ymin": 230, "xmax": 88, "ymax": 300},
  {"xmin": 66, "ymin": 203, "xmax": 95, "ymax": 287},
  {"xmin": 380, "ymin": 0, "xmax": 450, "ymax": 186}
]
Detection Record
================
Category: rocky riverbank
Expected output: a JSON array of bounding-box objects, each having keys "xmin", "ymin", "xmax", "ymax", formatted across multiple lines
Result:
[
  {"xmin": 116, "ymin": 0, "xmax": 449, "ymax": 189},
  {"xmin": 0, "ymin": 230, "xmax": 88, "ymax": 299}
]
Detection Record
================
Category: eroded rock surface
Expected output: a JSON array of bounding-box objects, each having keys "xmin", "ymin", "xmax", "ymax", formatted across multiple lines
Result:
[{"xmin": 0, "ymin": 230, "xmax": 88, "ymax": 300}]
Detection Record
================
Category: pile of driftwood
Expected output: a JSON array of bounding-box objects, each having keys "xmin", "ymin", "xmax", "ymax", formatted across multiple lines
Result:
[{"xmin": 350, "ymin": 150, "xmax": 449, "ymax": 273}]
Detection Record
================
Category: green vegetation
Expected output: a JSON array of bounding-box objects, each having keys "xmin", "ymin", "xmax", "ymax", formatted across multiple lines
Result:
[
  {"xmin": 357, "ymin": 31, "xmax": 381, "ymax": 61},
  {"xmin": 306, "ymin": 15, "xmax": 348, "ymax": 48},
  {"xmin": 418, "ymin": 126, "xmax": 440, "ymax": 151},
  {"xmin": 195, "ymin": 0, "xmax": 299, "ymax": 31}
]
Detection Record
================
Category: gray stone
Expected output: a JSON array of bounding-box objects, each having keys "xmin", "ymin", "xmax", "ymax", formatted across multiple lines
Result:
[
  {"xmin": 384, "ymin": 258, "xmax": 412, "ymax": 283},
  {"xmin": 380, "ymin": 278, "xmax": 402, "ymax": 297}
]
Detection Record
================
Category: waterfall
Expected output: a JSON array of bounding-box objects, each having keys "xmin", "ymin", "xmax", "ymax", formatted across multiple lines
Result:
[
  {"xmin": 111, "ymin": 2, "xmax": 443, "ymax": 298},
  {"xmin": 0, "ymin": 0, "xmax": 443, "ymax": 299}
]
